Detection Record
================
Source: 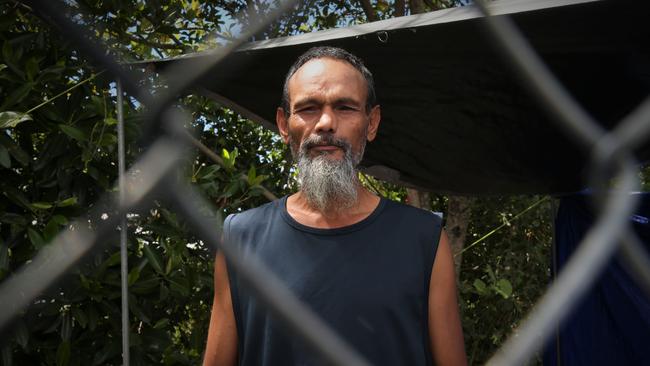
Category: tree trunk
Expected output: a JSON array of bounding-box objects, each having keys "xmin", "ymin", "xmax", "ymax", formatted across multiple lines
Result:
[
  {"xmin": 395, "ymin": 0, "xmax": 406, "ymax": 16},
  {"xmin": 357, "ymin": 0, "xmax": 378, "ymax": 21},
  {"xmin": 446, "ymin": 195, "xmax": 473, "ymax": 275},
  {"xmin": 406, "ymin": 188, "xmax": 430, "ymax": 209},
  {"xmin": 408, "ymin": 0, "xmax": 426, "ymax": 14}
]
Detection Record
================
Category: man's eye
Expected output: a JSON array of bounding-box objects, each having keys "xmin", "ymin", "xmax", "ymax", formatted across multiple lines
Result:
[
  {"xmin": 337, "ymin": 106, "xmax": 357, "ymax": 112},
  {"xmin": 296, "ymin": 106, "xmax": 318, "ymax": 113}
]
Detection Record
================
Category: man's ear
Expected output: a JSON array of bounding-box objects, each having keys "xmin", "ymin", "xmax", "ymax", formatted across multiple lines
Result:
[
  {"xmin": 276, "ymin": 107, "xmax": 290, "ymax": 144},
  {"xmin": 366, "ymin": 105, "xmax": 381, "ymax": 142}
]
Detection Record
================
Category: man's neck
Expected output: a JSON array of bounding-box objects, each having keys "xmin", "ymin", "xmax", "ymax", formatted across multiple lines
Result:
[{"xmin": 286, "ymin": 188, "xmax": 381, "ymax": 229}]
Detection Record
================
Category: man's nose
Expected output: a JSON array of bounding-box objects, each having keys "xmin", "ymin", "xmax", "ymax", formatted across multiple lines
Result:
[{"xmin": 314, "ymin": 107, "xmax": 336, "ymax": 133}]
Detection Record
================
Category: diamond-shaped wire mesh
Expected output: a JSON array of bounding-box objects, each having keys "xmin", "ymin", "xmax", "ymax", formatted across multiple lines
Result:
[{"xmin": 1, "ymin": 1, "xmax": 650, "ymax": 365}]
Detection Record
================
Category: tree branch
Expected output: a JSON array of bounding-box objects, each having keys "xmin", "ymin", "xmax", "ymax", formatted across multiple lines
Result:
[
  {"xmin": 357, "ymin": 0, "xmax": 377, "ymax": 22},
  {"xmin": 408, "ymin": 0, "xmax": 425, "ymax": 14},
  {"xmin": 422, "ymin": 0, "xmax": 442, "ymax": 11},
  {"xmin": 395, "ymin": 0, "xmax": 405, "ymax": 17},
  {"xmin": 115, "ymin": 29, "xmax": 183, "ymax": 50}
]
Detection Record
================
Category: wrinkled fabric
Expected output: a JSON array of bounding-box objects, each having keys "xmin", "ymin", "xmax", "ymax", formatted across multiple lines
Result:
[
  {"xmin": 544, "ymin": 194, "xmax": 650, "ymax": 366},
  {"xmin": 224, "ymin": 196, "xmax": 442, "ymax": 366}
]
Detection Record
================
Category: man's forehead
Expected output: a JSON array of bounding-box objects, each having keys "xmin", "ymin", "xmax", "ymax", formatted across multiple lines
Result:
[
  {"xmin": 287, "ymin": 58, "xmax": 367, "ymax": 100},
  {"xmin": 294, "ymin": 57, "xmax": 362, "ymax": 78}
]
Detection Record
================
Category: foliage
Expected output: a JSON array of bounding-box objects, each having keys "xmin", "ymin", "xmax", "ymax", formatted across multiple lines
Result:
[
  {"xmin": 0, "ymin": 2, "xmax": 291, "ymax": 365},
  {"xmin": 458, "ymin": 196, "xmax": 553, "ymax": 364},
  {"xmin": 0, "ymin": 1, "xmax": 556, "ymax": 366},
  {"xmin": 370, "ymin": 190, "xmax": 553, "ymax": 364}
]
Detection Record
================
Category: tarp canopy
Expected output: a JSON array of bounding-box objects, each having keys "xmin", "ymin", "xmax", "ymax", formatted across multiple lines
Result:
[{"xmin": 146, "ymin": 0, "xmax": 650, "ymax": 195}]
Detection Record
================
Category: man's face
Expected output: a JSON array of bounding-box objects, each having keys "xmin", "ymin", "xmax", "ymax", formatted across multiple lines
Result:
[
  {"xmin": 278, "ymin": 58, "xmax": 380, "ymax": 162},
  {"xmin": 276, "ymin": 57, "xmax": 381, "ymax": 210}
]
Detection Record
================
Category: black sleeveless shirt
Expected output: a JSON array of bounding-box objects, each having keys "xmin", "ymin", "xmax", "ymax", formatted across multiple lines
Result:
[{"xmin": 224, "ymin": 196, "xmax": 442, "ymax": 366}]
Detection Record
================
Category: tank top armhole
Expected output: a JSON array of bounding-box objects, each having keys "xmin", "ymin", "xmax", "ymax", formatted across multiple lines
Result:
[
  {"xmin": 223, "ymin": 213, "xmax": 244, "ymax": 362},
  {"xmin": 423, "ymin": 213, "xmax": 443, "ymax": 364},
  {"xmin": 430, "ymin": 214, "xmax": 443, "ymax": 265},
  {"xmin": 425, "ymin": 213, "xmax": 444, "ymax": 282}
]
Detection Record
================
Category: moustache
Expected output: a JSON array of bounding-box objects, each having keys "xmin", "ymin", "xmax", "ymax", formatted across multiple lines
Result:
[{"xmin": 300, "ymin": 135, "xmax": 350, "ymax": 153}]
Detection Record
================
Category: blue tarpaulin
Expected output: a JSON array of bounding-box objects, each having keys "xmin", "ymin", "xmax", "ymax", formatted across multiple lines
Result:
[{"xmin": 544, "ymin": 194, "xmax": 650, "ymax": 365}]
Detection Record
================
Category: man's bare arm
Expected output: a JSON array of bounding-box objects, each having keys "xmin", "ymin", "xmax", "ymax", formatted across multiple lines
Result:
[
  {"xmin": 428, "ymin": 230, "xmax": 468, "ymax": 366},
  {"xmin": 203, "ymin": 252, "xmax": 238, "ymax": 366}
]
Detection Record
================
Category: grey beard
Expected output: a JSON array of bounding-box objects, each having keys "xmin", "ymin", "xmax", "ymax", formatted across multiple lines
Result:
[{"xmin": 293, "ymin": 135, "xmax": 365, "ymax": 213}]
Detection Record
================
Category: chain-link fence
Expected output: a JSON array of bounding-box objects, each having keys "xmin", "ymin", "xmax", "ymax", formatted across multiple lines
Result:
[{"xmin": 1, "ymin": 0, "xmax": 650, "ymax": 365}]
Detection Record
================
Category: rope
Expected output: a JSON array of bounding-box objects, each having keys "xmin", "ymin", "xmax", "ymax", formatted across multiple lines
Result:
[
  {"xmin": 455, "ymin": 196, "xmax": 550, "ymax": 257},
  {"xmin": 25, "ymin": 71, "xmax": 105, "ymax": 115}
]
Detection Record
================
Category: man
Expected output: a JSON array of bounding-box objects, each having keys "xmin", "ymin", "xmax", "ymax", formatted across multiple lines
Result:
[{"xmin": 203, "ymin": 46, "xmax": 466, "ymax": 365}]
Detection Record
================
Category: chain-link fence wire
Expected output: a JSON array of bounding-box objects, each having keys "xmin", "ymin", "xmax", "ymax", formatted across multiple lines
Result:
[
  {"xmin": 0, "ymin": 1, "xmax": 649, "ymax": 365},
  {"xmin": 473, "ymin": 1, "xmax": 650, "ymax": 364},
  {"xmin": 1, "ymin": 0, "xmax": 371, "ymax": 365}
]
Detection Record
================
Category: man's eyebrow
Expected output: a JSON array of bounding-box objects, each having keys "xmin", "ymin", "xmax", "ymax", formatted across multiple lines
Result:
[
  {"xmin": 293, "ymin": 97, "xmax": 362, "ymax": 108},
  {"xmin": 332, "ymin": 97, "xmax": 363, "ymax": 106},
  {"xmin": 292, "ymin": 98, "xmax": 323, "ymax": 110}
]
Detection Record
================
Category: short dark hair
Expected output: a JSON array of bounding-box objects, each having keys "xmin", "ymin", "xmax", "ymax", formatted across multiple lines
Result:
[{"xmin": 281, "ymin": 46, "xmax": 377, "ymax": 117}]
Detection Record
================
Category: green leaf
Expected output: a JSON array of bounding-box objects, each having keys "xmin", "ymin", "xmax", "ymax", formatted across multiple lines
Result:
[
  {"xmin": 128, "ymin": 294, "xmax": 150, "ymax": 323},
  {"xmin": 160, "ymin": 208, "xmax": 179, "ymax": 228},
  {"xmin": 0, "ymin": 111, "xmax": 32, "ymax": 129},
  {"xmin": 231, "ymin": 148, "xmax": 239, "ymax": 164},
  {"xmin": 1, "ymin": 83, "xmax": 33, "ymax": 109},
  {"xmin": 198, "ymin": 164, "xmax": 221, "ymax": 181},
  {"xmin": 31, "ymin": 201, "xmax": 53, "ymax": 210},
  {"xmin": 2, "ymin": 42, "xmax": 12, "ymax": 62},
  {"xmin": 51, "ymin": 215, "xmax": 68, "ymax": 225},
  {"xmin": 0, "ymin": 212, "xmax": 27, "ymax": 225},
  {"xmin": 168, "ymin": 276, "xmax": 190, "ymax": 297},
  {"xmin": 27, "ymin": 228, "xmax": 45, "ymax": 249},
  {"xmin": 57, "ymin": 197, "xmax": 77, "ymax": 207},
  {"xmin": 98, "ymin": 133, "xmax": 117, "ymax": 146},
  {"xmin": 0, "ymin": 144, "xmax": 10, "ymax": 168},
  {"xmin": 165, "ymin": 255, "xmax": 176, "ymax": 275},
  {"xmin": 143, "ymin": 244, "xmax": 164, "ymax": 274},
  {"xmin": 223, "ymin": 180, "xmax": 239, "ymax": 198},
  {"xmin": 494, "ymin": 279, "xmax": 513, "ymax": 299},
  {"xmin": 92, "ymin": 341, "xmax": 114, "ymax": 365},
  {"xmin": 473, "ymin": 279, "xmax": 488, "ymax": 295},
  {"xmin": 59, "ymin": 124, "xmax": 87, "ymax": 142},
  {"xmin": 81, "ymin": 149, "xmax": 92, "ymax": 162},
  {"xmin": 130, "ymin": 275, "xmax": 159, "ymax": 294},
  {"xmin": 127, "ymin": 267, "xmax": 141, "ymax": 286},
  {"xmin": 101, "ymin": 251, "xmax": 121, "ymax": 269},
  {"xmin": 247, "ymin": 165, "xmax": 256, "ymax": 185},
  {"xmin": 87, "ymin": 305, "xmax": 98, "ymax": 331},
  {"xmin": 153, "ymin": 318, "xmax": 169, "ymax": 329},
  {"xmin": 0, "ymin": 133, "xmax": 29, "ymax": 166},
  {"xmin": 71, "ymin": 307, "xmax": 87, "ymax": 329},
  {"xmin": 37, "ymin": 64, "xmax": 65, "ymax": 81},
  {"xmin": 159, "ymin": 282, "xmax": 169, "ymax": 301},
  {"xmin": 43, "ymin": 218, "xmax": 60, "ymax": 241},
  {"xmin": 56, "ymin": 341, "xmax": 70, "ymax": 366},
  {"xmin": 0, "ymin": 64, "xmax": 7, "ymax": 72},
  {"xmin": 104, "ymin": 117, "xmax": 117, "ymax": 126},
  {"xmin": 253, "ymin": 174, "xmax": 268, "ymax": 186},
  {"xmin": 0, "ymin": 181, "xmax": 31, "ymax": 209},
  {"xmin": 485, "ymin": 265, "xmax": 496, "ymax": 282},
  {"xmin": 25, "ymin": 57, "xmax": 39, "ymax": 81},
  {"xmin": 0, "ymin": 238, "xmax": 8, "ymax": 270}
]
